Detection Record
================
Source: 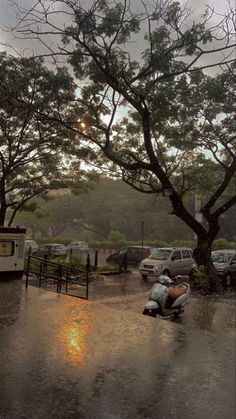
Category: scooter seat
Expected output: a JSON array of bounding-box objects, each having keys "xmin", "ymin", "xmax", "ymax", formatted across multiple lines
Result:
[{"xmin": 168, "ymin": 284, "xmax": 188, "ymax": 300}]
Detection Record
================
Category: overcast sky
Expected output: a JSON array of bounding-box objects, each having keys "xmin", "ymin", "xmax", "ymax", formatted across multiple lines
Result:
[{"xmin": 0, "ymin": 0, "xmax": 232, "ymax": 54}]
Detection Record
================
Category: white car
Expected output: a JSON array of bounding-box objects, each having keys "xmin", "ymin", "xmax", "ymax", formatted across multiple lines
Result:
[
  {"xmin": 25, "ymin": 240, "xmax": 39, "ymax": 255},
  {"xmin": 67, "ymin": 241, "xmax": 89, "ymax": 254},
  {"xmin": 139, "ymin": 247, "xmax": 195, "ymax": 279}
]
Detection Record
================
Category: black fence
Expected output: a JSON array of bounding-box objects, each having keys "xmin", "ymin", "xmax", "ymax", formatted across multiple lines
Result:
[{"xmin": 25, "ymin": 256, "xmax": 89, "ymax": 299}]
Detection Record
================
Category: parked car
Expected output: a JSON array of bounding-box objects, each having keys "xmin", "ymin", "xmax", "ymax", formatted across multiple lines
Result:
[
  {"xmin": 25, "ymin": 240, "xmax": 39, "ymax": 255},
  {"xmin": 67, "ymin": 241, "xmax": 89, "ymax": 254},
  {"xmin": 212, "ymin": 249, "xmax": 236, "ymax": 287},
  {"xmin": 139, "ymin": 247, "xmax": 195, "ymax": 279},
  {"xmin": 34, "ymin": 243, "xmax": 67, "ymax": 258},
  {"xmin": 106, "ymin": 246, "xmax": 156, "ymax": 267}
]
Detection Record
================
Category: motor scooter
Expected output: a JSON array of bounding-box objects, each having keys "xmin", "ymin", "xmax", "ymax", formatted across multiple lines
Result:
[{"xmin": 142, "ymin": 275, "xmax": 191, "ymax": 318}]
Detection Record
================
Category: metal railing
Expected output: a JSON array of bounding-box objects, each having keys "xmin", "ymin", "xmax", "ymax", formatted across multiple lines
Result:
[{"xmin": 25, "ymin": 256, "xmax": 89, "ymax": 299}]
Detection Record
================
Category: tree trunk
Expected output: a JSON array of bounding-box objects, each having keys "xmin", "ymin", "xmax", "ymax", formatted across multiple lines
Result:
[
  {"xmin": 193, "ymin": 237, "xmax": 211, "ymax": 266},
  {"xmin": 0, "ymin": 180, "xmax": 7, "ymax": 226},
  {"xmin": 0, "ymin": 205, "xmax": 7, "ymax": 226},
  {"xmin": 167, "ymin": 191, "xmax": 222, "ymax": 293},
  {"xmin": 193, "ymin": 235, "xmax": 222, "ymax": 293}
]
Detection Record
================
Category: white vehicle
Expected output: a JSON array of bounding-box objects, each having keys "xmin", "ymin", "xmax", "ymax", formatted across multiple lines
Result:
[
  {"xmin": 139, "ymin": 247, "xmax": 195, "ymax": 279},
  {"xmin": 25, "ymin": 239, "xmax": 39, "ymax": 255},
  {"xmin": 0, "ymin": 227, "xmax": 26, "ymax": 279},
  {"xmin": 67, "ymin": 241, "xmax": 89, "ymax": 254}
]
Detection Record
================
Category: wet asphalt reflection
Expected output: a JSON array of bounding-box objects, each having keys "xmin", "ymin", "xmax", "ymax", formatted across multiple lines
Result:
[
  {"xmin": 0, "ymin": 276, "xmax": 235, "ymax": 419},
  {"xmin": 97, "ymin": 271, "xmax": 236, "ymax": 334}
]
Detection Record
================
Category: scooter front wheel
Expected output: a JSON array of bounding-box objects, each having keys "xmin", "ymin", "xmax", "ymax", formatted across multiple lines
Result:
[{"xmin": 143, "ymin": 308, "xmax": 157, "ymax": 318}]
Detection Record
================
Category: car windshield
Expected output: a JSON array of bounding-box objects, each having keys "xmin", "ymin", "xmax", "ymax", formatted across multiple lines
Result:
[
  {"xmin": 149, "ymin": 249, "xmax": 171, "ymax": 260},
  {"xmin": 212, "ymin": 252, "xmax": 233, "ymax": 263}
]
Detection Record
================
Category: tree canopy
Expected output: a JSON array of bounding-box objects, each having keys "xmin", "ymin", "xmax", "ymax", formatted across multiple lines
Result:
[
  {"xmin": 8, "ymin": 0, "xmax": 236, "ymax": 290},
  {"xmin": 0, "ymin": 52, "xmax": 88, "ymax": 226}
]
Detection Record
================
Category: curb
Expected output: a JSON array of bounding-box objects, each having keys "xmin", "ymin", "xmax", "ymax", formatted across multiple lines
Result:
[{"xmin": 92, "ymin": 270, "xmax": 131, "ymax": 276}]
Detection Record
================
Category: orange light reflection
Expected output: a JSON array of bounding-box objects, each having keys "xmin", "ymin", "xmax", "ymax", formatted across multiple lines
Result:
[{"xmin": 59, "ymin": 301, "xmax": 95, "ymax": 366}]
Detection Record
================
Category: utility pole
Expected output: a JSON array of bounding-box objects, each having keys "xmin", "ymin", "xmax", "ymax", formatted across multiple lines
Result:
[{"xmin": 141, "ymin": 220, "xmax": 144, "ymax": 259}]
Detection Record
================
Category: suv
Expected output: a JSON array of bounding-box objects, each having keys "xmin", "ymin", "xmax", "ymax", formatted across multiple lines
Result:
[
  {"xmin": 67, "ymin": 241, "xmax": 89, "ymax": 254},
  {"xmin": 106, "ymin": 246, "xmax": 155, "ymax": 267},
  {"xmin": 212, "ymin": 249, "xmax": 236, "ymax": 287},
  {"xmin": 139, "ymin": 247, "xmax": 195, "ymax": 279}
]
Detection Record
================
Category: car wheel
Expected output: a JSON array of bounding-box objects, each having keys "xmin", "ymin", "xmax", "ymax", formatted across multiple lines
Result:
[
  {"xmin": 224, "ymin": 273, "xmax": 232, "ymax": 287},
  {"xmin": 189, "ymin": 268, "xmax": 196, "ymax": 281},
  {"xmin": 141, "ymin": 274, "xmax": 148, "ymax": 280},
  {"xmin": 163, "ymin": 270, "xmax": 170, "ymax": 277}
]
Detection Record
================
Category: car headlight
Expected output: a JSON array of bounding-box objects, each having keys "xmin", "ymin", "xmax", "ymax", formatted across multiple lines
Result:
[{"xmin": 154, "ymin": 265, "xmax": 162, "ymax": 273}]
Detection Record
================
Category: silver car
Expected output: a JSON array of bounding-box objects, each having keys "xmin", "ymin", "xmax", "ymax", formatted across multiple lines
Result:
[
  {"xmin": 212, "ymin": 249, "xmax": 236, "ymax": 287},
  {"xmin": 139, "ymin": 247, "xmax": 195, "ymax": 279}
]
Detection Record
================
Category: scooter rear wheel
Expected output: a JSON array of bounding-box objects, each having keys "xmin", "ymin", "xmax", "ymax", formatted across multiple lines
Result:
[
  {"xmin": 171, "ymin": 308, "xmax": 184, "ymax": 318},
  {"xmin": 171, "ymin": 312, "xmax": 180, "ymax": 318}
]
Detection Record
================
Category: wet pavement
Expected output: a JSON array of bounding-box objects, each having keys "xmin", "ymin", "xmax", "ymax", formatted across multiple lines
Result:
[
  {"xmin": 89, "ymin": 271, "xmax": 236, "ymax": 336},
  {"xmin": 0, "ymin": 275, "xmax": 235, "ymax": 419}
]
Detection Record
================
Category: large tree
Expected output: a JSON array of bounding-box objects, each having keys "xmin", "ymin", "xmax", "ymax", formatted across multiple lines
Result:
[
  {"xmin": 0, "ymin": 52, "xmax": 81, "ymax": 226},
  {"xmin": 12, "ymin": 0, "xmax": 236, "ymax": 291}
]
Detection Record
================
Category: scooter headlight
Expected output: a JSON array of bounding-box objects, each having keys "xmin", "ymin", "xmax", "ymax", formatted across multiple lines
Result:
[{"xmin": 158, "ymin": 275, "xmax": 173, "ymax": 285}]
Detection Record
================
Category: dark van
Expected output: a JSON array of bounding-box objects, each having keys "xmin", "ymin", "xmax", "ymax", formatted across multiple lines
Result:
[{"xmin": 106, "ymin": 246, "xmax": 155, "ymax": 267}]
